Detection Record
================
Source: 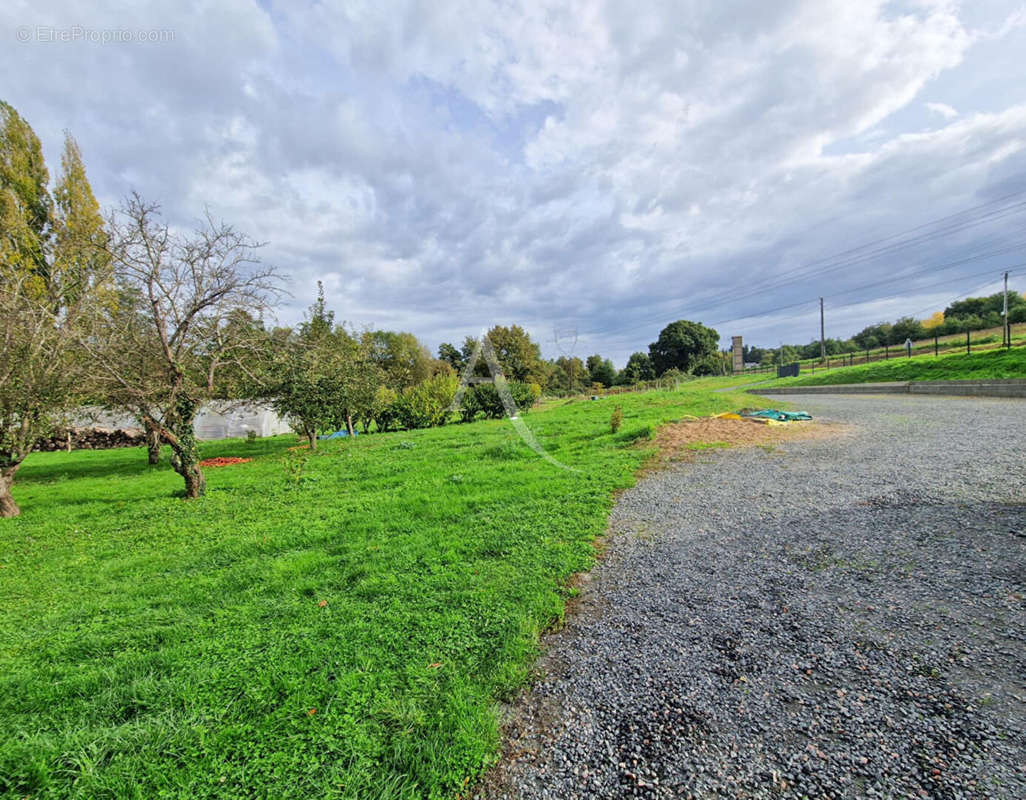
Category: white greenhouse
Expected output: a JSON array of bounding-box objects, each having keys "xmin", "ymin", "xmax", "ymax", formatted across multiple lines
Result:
[{"xmin": 74, "ymin": 403, "xmax": 293, "ymax": 441}]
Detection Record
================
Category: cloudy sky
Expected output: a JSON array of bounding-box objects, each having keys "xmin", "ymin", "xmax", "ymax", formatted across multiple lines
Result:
[{"xmin": 4, "ymin": 0, "xmax": 1026, "ymax": 364}]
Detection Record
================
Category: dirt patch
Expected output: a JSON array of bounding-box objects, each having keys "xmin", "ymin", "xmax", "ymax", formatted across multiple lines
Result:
[
  {"xmin": 198, "ymin": 457, "xmax": 252, "ymax": 468},
  {"xmin": 647, "ymin": 417, "xmax": 845, "ymax": 468}
]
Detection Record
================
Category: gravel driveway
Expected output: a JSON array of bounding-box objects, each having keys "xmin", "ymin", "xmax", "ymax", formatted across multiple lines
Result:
[{"xmin": 478, "ymin": 394, "xmax": 1026, "ymax": 800}]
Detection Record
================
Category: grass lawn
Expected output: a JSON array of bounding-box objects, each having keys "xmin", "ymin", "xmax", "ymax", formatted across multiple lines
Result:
[
  {"xmin": 0, "ymin": 386, "xmax": 755, "ymax": 799},
  {"xmin": 757, "ymin": 346, "xmax": 1026, "ymax": 388}
]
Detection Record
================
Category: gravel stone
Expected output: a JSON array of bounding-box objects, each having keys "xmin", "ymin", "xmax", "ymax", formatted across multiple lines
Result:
[{"xmin": 476, "ymin": 394, "xmax": 1026, "ymax": 800}]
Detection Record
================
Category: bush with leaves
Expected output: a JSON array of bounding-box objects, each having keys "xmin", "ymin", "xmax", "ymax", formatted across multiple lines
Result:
[
  {"xmin": 394, "ymin": 373, "xmax": 458, "ymax": 429},
  {"xmin": 367, "ymin": 386, "xmax": 399, "ymax": 433},
  {"xmin": 458, "ymin": 380, "xmax": 537, "ymax": 422}
]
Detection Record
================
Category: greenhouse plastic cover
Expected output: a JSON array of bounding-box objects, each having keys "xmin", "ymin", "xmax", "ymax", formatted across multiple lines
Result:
[{"xmin": 73, "ymin": 403, "xmax": 293, "ymax": 440}]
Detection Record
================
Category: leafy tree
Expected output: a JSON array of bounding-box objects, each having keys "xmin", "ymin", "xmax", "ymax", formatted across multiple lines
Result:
[
  {"xmin": 271, "ymin": 285, "xmax": 387, "ymax": 444},
  {"xmin": 773, "ymin": 344, "xmax": 800, "ymax": 365},
  {"xmin": 82, "ymin": 194, "xmax": 283, "ymax": 498},
  {"xmin": 369, "ymin": 386, "xmax": 399, "ymax": 432},
  {"xmin": 52, "ymin": 132, "xmax": 110, "ymax": 304},
  {"xmin": 586, "ymin": 354, "xmax": 616, "ymax": 387},
  {"xmin": 944, "ymin": 291, "xmax": 1025, "ymax": 320},
  {"xmin": 616, "ymin": 351, "xmax": 655, "ymax": 384},
  {"xmin": 264, "ymin": 285, "xmax": 379, "ymax": 449},
  {"xmin": 922, "ymin": 311, "xmax": 945, "ymax": 330},
  {"xmin": 648, "ymin": 320, "xmax": 719, "ymax": 375},
  {"xmin": 0, "ymin": 107, "xmax": 108, "ymax": 515},
  {"xmin": 437, "ymin": 342, "xmax": 465, "ymax": 372},
  {"xmin": 549, "ymin": 356, "xmax": 589, "ymax": 393},
  {"xmin": 890, "ymin": 316, "xmax": 925, "ymax": 345},
  {"xmin": 692, "ymin": 351, "xmax": 727, "ymax": 376},
  {"xmin": 742, "ymin": 345, "xmax": 766, "ymax": 364},
  {"xmin": 484, "ymin": 325, "xmax": 544, "ymax": 383},
  {"xmin": 363, "ymin": 330, "xmax": 432, "ymax": 390},
  {"xmin": 852, "ymin": 322, "xmax": 891, "ymax": 350},
  {"xmin": 0, "ymin": 100, "xmax": 53, "ymax": 284}
]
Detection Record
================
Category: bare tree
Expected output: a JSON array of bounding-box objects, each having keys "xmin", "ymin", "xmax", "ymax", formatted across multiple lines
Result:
[
  {"xmin": 83, "ymin": 194, "xmax": 283, "ymax": 499},
  {"xmin": 0, "ymin": 269, "xmax": 96, "ymax": 517}
]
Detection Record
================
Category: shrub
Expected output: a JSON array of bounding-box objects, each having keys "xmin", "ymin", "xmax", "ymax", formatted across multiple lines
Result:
[
  {"xmin": 394, "ymin": 373, "xmax": 458, "ymax": 429},
  {"xmin": 610, "ymin": 405, "xmax": 623, "ymax": 434},
  {"xmin": 371, "ymin": 386, "xmax": 399, "ymax": 432},
  {"xmin": 459, "ymin": 381, "xmax": 536, "ymax": 422}
]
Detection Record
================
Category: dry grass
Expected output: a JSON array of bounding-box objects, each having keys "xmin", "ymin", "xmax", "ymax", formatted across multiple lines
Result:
[{"xmin": 647, "ymin": 417, "xmax": 846, "ymax": 469}]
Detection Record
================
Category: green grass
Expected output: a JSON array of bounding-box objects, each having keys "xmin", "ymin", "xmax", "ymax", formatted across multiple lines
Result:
[
  {"xmin": 0, "ymin": 386, "xmax": 755, "ymax": 799},
  {"xmin": 758, "ymin": 346, "xmax": 1026, "ymax": 387}
]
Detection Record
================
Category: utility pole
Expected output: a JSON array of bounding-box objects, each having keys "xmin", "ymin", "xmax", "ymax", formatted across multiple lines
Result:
[
  {"xmin": 1003, "ymin": 271, "xmax": 1010, "ymax": 348},
  {"xmin": 819, "ymin": 297, "xmax": 826, "ymax": 363}
]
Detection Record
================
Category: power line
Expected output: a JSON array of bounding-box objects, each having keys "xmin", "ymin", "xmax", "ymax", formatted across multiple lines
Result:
[
  {"xmin": 583, "ymin": 191, "xmax": 1026, "ymax": 341},
  {"xmin": 595, "ymin": 246, "xmax": 1026, "ymax": 348}
]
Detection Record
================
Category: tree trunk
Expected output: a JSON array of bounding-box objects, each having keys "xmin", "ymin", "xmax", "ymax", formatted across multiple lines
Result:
[
  {"xmin": 345, "ymin": 414, "xmax": 355, "ymax": 437},
  {"xmin": 166, "ymin": 398, "xmax": 205, "ymax": 498},
  {"xmin": 307, "ymin": 430, "xmax": 317, "ymax": 451},
  {"xmin": 169, "ymin": 442, "xmax": 206, "ymax": 498},
  {"xmin": 0, "ymin": 467, "xmax": 21, "ymax": 518},
  {"xmin": 144, "ymin": 424, "xmax": 162, "ymax": 465}
]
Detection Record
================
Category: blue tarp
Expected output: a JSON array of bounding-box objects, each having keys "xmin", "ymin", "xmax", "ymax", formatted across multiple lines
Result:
[{"xmin": 318, "ymin": 430, "xmax": 358, "ymax": 440}]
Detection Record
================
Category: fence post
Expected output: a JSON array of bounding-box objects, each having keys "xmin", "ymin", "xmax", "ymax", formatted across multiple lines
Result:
[
  {"xmin": 934, "ymin": 335, "xmax": 938, "ymax": 357},
  {"xmin": 884, "ymin": 344, "xmax": 889, "ymax": 360},
  {"xmin": 966, "ymin": 329, "xmax": 970, "ymax": 354}
]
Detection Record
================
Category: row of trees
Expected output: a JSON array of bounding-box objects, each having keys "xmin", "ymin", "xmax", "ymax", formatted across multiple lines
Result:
[
  {"xmin": 435, "ymin": 317, "xmax": 726, "ymax": 394},
  {"xmin": 0, "ymin": 100, "xmax": 727, "ymax": 517},
  {"xmin": 742, "ymin": 288, "xmax": 1026, "ymax": 367},
  {"xmin": 0, "ymin": 100, "xmax": 557, "ymax": 516}
]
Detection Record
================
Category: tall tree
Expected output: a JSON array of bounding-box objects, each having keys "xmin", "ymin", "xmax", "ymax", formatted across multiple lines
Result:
[
  {"xmin": 648, "ymin": 320, "xmax": 720, "ymax": 375},
  {"xmin": 52, "ymin": 132, "xmax": 110, "ymax": 303},
  {"xmin": 0, "ymin": 100, "xmax": 53, "ymax": 285},
  {"xmin": 82, "ymin": 194, "xmax": 282, "ymax": 498},
  {"xmin": 483, "ymin": 324, "xmax": 544, "ymax": 383},
  {"xmin": 586, "ymin": 354, "xmax": 616, "ymax": 387}
]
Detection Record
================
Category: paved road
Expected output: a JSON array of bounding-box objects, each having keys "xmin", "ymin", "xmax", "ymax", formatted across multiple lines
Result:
[{"xmin": 478, "ymin": 394, "xmax": 1026, "ymax": 799}]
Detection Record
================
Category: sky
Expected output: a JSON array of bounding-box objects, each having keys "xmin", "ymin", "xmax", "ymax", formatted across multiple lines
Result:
[{"xmin": 4, "ymin": 0, "xmax": 1026, "ymax": 366}]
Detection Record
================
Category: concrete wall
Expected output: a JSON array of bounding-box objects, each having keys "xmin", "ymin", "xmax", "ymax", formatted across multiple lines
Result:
[{"xmin": 756, "ymin": 379, "xmax": 1026, "ymax": 399}]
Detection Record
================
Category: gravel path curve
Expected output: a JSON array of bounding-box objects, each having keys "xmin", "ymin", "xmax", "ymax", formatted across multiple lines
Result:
[{"xmin": 477, "ymin": 394, "xmax": 1026, "ymax": 800}]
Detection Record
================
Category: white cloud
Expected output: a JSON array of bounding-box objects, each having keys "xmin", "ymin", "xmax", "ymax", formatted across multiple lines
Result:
[
  {"xmin": 2, "ymin": 0, "xmax": 1025, "ymax": 363},
  {"xmin": 926, "ymin": 101, "xmax": 959, "ymax": 119}
]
